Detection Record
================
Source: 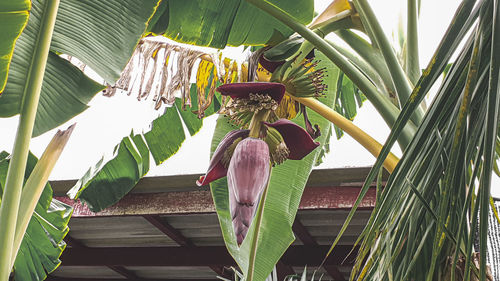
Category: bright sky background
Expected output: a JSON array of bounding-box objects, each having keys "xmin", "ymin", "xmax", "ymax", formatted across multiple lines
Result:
[{"xmin": 0, "ymin": 0, "xmax": 498, "ymax": 196}]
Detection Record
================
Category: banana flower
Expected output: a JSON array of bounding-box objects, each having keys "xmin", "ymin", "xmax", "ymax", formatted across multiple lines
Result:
[{"xmin": 197, "ymin": 82, "xmax": 319, "ymax": 244}]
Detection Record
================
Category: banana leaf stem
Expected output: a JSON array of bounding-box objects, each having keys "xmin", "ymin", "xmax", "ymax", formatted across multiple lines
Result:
[
  {"xmin": 353, "ymin": 0, "xmax": 425, "ymax": 124},
  {"xmin": 335, "ymin": 30, "xmax": 396, "ymax": 101},
  {"xmin": 293, "ymin": 96, "xmax": 399, "ymax": 172},
  {"xmin": 0, "ymin": 0, "xmax": 60, "ymax": 279},
  {"xmin": 326, "ymin": 39, "xmax": 390, "ymax": 99},
  {"xmin": 245, "ymin": 0, "xmax": 416, "ymax": 149},
  {"xmin": 407, "ymin": 0, "xmax": 421, "ymax": 84}
]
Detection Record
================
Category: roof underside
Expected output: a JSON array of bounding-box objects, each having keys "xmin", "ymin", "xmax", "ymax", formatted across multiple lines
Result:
[{"xmin": 46, "ymin": 167, "xmax": 385, "ymax": 281}]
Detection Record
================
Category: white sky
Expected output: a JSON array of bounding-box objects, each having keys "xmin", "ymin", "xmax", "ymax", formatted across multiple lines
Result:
[{"xmin": 0, "ymin": 0, "xmax": 498, "ymax": 196}]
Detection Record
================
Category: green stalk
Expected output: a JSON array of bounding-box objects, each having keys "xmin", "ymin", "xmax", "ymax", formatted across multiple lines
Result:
[
  {"xmin": 10, "ymin": 125, "xmax": 74, "ymax": 267},
  {"xmin": 248, "ymin": 110, "xmax": 270, "ymax": 138},
  {"xmin": 0, "ymin": 0, "xmax": 60, "ymax": 279},
  {"xmin": 246, "ymin": 167, "xmax": 271, "ymax": 281},
  {"xmin": 407, "ymin": 0, "xmax": 421, "ymax": 84},
  {"xmin": 335, "ymin": 30, "xmax": 397, "ymax": 102},
  {"xmin": 326, "ymin": 39, "xmax": 390, "ymax": 98},
  {"xmin": 290, "ymin": 18, "xmax": 354, "ymax": 78},
  {"xmin": 353, "ymin": 0, "xmax": 425, "ymax": 124},
  {"xmin": 245, "ymin": 0, "xmax": 416, "ymax": 148}
]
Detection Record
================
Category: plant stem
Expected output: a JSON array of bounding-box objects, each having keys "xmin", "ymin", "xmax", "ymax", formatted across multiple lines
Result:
[
  {"xmin": 335, "ymin": 30, "xmax": 396, "ymax": 101},
  {"xmin": 248, "ymin": 110, "xmax": 270, "ymax": 138},
  {"xmin": 0, "ymin": 0, "xmax": 60, "ymax": 279},
  {"xmin": 407, "ymin": 0, "xmax": 421, "ymax": 84},
  {"xmin": 294, "ymin": 96, "xmax": 399, "ymax": 172},
  {"xmin": 353, "ymin": 0, "xmax": 425, "ymax": 124},
  {"xmin": 245, "ymin": 0, "xmax": 416, "ymax": 149},
  {"xmin": 326, "ymin": 39, "xmax": 390, "ymax": 98},
  {"xmin": 246, "ymin": 167, "xmax": 271, "ymax": 281},
  {"xmin": 10, "ymin": 125, "xmax": 74, "ymax": 267}
]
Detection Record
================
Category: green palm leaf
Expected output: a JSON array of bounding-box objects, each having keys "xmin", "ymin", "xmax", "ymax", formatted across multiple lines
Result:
[
  {"xmin": 210, "ymin": 51, "xmax": 339, "ymax": 281},
  {"xmin": 323, "ymin": 0, "xmax": 500, "ymax": 279},
  {"xmin": 319, "ymin": 0, "xmax": 479, "ymax": 268},
  {"xmin": 0, "ymin": 0, "xmax": 159, "ymax": 136},
  {"xmin": 148, "ymin": 0, "xmax": 314, "ymax": 49}
]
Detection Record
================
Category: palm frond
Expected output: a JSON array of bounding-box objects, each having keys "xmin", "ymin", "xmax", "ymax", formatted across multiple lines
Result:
[{"xmin": 348, "ymin": 0, "xmax": 499, "ymax": 280}]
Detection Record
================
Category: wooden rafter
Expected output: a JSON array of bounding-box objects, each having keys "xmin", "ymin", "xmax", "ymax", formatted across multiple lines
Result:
[{"xmin": 59, "ymin": 245, "xmax": 357, "ymax": 267}]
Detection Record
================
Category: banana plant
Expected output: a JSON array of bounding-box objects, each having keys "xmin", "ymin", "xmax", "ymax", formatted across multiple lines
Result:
[
  {"xmin": 0, "ymin": 0, "xmax": 160, "ymax": 280},
  {"xmin": 0, "ymin": 127, "xmax": 74, "ymax": 281},
  {"xmin": 0, "ymin": 1, "xmax": 318, "ymax": 279}
]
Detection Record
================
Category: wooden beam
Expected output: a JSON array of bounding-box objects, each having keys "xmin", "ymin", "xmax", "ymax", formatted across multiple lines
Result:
[
  {"xmin": 276, "ymin": 261, "xmax": 295, "ymax": 281},
  {"xmin": 292, "ymin": 219, "xmax": 318, "ymax": 246},
  {"xmin": 143, "ymin": 215, "xmax": 193, "ymax": 246},
  {"xmin": 59, "ymin": 245, "xmax": 357, "ymax": 267},
  {"xmin": 64, "ymin": 235, "xmax": 138, "ymax": 280},
  {"xmin": 323, "ymin": 265, "xmax": 346, "ymax": 281},
  {"xmin": 107, "ymin": 265, "xmax": 138, "ymax": 279},
  {"xmin": 292, "ymin": 220, "xmax": 346, "ymax": 281},
  {"xmin": 55, "ymin": 186, "xmax": 376, "ymax": 217},
  {"xmin": 142, "ymin": 215, "xmax": 230, "ymax": 278},
  {"xmin": 47, "ymin": 278, "xmax": 220, "ymax": 281},
  {"xmin": 65, "ymin": 235, "xmax": 86, "ymax": 248}
]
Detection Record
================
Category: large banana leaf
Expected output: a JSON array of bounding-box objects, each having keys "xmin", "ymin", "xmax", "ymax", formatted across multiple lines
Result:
[
  {"xmin": 0, "ymin": 151, "xmax": 72, "ymax": 281},
  {"xmin": 0, "ymin": 0, "xmax": 29, "ymax": 93},
  {"xmin": 210, "ymin": 51, "xmax": 338, "ymax": 281},
  {"xmin": 68, "ymin": 85, "xmax": 218, "ymax": 212},
  {"xmin": 67, "ymin": 132, "xmax": 151, "ymax": 212},
  {"xmin": 147, "ymin": 0, "xmax": 314, "ymax": 49},
  {"xmin": 0, "ymin": 0, "xmax": 159, "ymax": 136}
]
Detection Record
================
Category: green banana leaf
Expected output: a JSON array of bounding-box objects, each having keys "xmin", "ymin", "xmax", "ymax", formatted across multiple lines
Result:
[
  {"xmin": 333, "ymin": 72, "xmax": 366, "ymax": 138},
  {"xmin": 0, "ymin": 151, "xmax": 72, "ymax": 281},
  {"xmin": 0, "ymin": 0, "xmax": 159, "ymax": 136},
  {"xmin": 0, "ymin": 0, "xmax": 30, "ymax": 93},
  {"xmin": 210, "ymin": 51, "xmax": 339, "ymax": 281},
  {"xmin": 68, "ymin": 85, "xmax": 218, "ymax": 212},
  {"xmin": 147, "ymin": 0, "xmax": 314, "ymax": 49},
  {"xmin": 67, "ymin": 132, "xmax": 151, "ymax": 212}
]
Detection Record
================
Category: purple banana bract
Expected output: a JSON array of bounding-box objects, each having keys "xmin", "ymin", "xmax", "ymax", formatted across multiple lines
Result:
[
  {"xmin": 263, "ymin": 119, "xmax": 320, "ymax": 160},
  {"xmin": 196, "ymin": 129, "xmax": 249, "ymax": 186},
  {"xmin": 227, "ymin": 138, "xmax": 270, "ymax": 244},
  {"xmin": 216, "ymin": 82, "xmax": 285, "ymax": 103}
]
